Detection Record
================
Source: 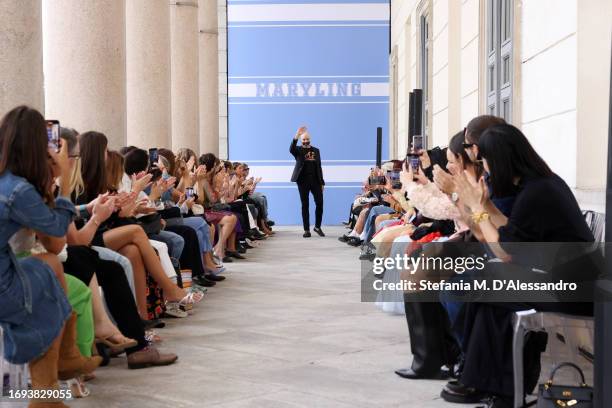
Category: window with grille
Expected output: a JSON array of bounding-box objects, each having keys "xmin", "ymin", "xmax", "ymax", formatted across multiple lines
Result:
[
  {"xmin": 420, "ymin": 12, "xmax": 431, "ymax": 144},
  {"xmin": 486, "ymin": 0, "xmax": 513, "ymax": 122}
]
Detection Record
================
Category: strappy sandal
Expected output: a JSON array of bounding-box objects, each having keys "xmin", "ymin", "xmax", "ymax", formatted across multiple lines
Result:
[
  {"xmin": 95, "ymin": 333, "xmax": 138, "ymax": 352},
  {"xmin": 145, "ymin": 330, "xmax": 163, "ymax": 343},
  {"xmin": 66, "ymin": 376, "xmax": 90, "ymax": 398},
  {"xmin": 163, "ymin": 302, "xmax": 189, "ymax": 318},
  {"xmin": 179, "ymin": 290, "xmax": 204, "ymax": 306}
]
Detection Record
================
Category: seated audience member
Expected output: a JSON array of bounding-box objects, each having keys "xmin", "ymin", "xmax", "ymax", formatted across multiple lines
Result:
[
  {"xmin": 60, "ymin": 128, "xmax": 178, "ymax": 370},
  {"xmin": 389, "ymin": 116, "xmax": 507, "ymax": 384},
  {"xmin": 77, "ymin": 131, "xmax": 203, "ymax": 318},
  {"xmin": 0, "ymin": 106, "xmax": 102, "ymax": 406},
  {"xmin": 195, "ymin": 153, "xmax": 243, "ymax": 262},
  {"xmin": 440, "ymin": 124, "xmax": 596, "ymax": 407},
  {"xmin": 156, "ymin": 147, "xmax": 227, "ymax": 284}
]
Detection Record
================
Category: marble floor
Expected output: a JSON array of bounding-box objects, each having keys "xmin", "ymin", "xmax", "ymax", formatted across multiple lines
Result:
[{"xmin": 61, "ymin": 226, "xmax": 472, "ymax": 408}]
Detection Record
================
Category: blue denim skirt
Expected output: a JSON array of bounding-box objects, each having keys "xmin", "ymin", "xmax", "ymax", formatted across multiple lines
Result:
[{"xmin": 0, "ymin": 257, "xmax": 71, "ymax": 364}]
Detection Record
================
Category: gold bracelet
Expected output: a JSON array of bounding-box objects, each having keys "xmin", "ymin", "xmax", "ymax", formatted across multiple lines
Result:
[
  {"xmin": 471, "ymin": 211, "xmax": 490, "ymax": 224},
  {"xmin": 91, "ymin": 217, "xmax": 100, "ymax": 227}
]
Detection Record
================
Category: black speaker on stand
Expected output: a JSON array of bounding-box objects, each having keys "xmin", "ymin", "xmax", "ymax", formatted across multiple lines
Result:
[
  {"xmin": 376, "ymin": 127, "xmax": 382, "ymax": 168},
  {"xmin": 408, "ymin": 91, "xmax": 416, "ymax": 140},
  {"xmin": 413, "ymin": 88, "xmax": 423, "ymax": 141}
]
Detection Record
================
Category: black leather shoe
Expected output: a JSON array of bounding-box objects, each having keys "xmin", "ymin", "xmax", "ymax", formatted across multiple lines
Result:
[
  {"xmin": 394, "ymin": 368, "xmax": 450, "ymax": 380},
  {"xmin": 313, "ymin": 227, "xmax": 325, "ymax": 237},
  {"xmin": 347, "ymin": 237, "xmax": 363, "ymax": 247},
  {"xmin": 192, "ymin": 275, "xmax": 216, "ymax": 287},
  {"xmin": 204, "ymin": 274, "xmax": 226, "ymax": 282},
  {"xmin": 303, "ymin": 231, "xmax": 311, "ymax": 238},
  {"xmin": 440, "ymin": 381, "xmax": 488, "ymax": 403},
  {"xmin": 142, "ymin": 318, "xmax": 165, "ymax": 330},
  {"xmin": 222, "ymin": 256, "xmax": 233, "ymax": 263},
  {"xmin": 240, "ymin": 240, "xmax": 255, "ymax": 249},
  {"xmin": 236, "ymin": 244, "xmax": 247, "ymax": 254},
  {"xmin": 226, "ymin": 250, "xmax": 245, "ymax": 260},
  {"xmin": 338, "ymin": 235, "xmax": 349, "ymax": 242}
]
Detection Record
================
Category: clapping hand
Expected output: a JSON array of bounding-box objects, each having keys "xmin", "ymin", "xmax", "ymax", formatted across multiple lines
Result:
[
  {"xmin": 454, "ymin": 171, "xmax": 488, "ymax": 212},
  {"xmin": 195, "ymin": 165, "xmax": 207, "ymax": 182},
  {"xmin": 433, "ymin": 164, "xmax": 456, "ymax": 195},
  {"xmin": 118, "ymin": 193, "xmax": 139, "ymax": 217},
  {"xmin": 186, "ymin": 156, "xmax": 196, "ymax": 172},
  {"xmin": 136, "ymin": 197, "xmax": 156, "ymax": 214},
  {"xmin": 92, "ymin": 194, "xmax": 116, "ymax": 224},
  {"xmin": 132, "ymin": 172, "xmax": 153, "ymax": 194}
]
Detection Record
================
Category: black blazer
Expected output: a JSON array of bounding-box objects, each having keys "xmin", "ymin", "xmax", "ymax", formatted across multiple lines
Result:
[{"xmin": 289, "ymin": 139, "xmax": 325, "ymax": 185}]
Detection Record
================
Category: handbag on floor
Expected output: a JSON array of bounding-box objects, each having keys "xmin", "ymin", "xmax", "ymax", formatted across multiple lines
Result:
[{"xmin": 536, "ymin": 362, "xmax": 593, "ymax": 408}]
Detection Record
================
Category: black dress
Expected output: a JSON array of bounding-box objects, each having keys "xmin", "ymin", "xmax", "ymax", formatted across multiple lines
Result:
[{"xmin": 459, "ymin": 174, "xmax": 595, "ymax": 397}]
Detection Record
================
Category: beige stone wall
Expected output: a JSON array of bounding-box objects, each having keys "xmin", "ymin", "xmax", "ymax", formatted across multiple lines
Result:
[
  {"xmin": 575, "ymin": 0, "xmax": 612, "ymax": 211},
  {"xmin": 170, "ymin": 3, "xmax": 200, "ymax": 152},
  {"xmin": 199, "ymin": 0, "xmax": 220, "ymax": 156},
  {"xmin": 126, "ymin": 0, "xmax": 172, "ymax": 150},
  {"xmin": 0, "ymin": 0, "xmax": 44, "ymax": 115},
  {"xmin": 43, "ymin": 0, "xmax": 127, "ymax": 148}
]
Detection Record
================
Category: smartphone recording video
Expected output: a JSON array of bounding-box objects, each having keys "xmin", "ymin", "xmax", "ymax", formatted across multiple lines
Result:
[
  {"xmin": 368, "ymin": 175, "xmax": 387, "ymax": 186},
  {"xmin": 185, "ymin": 187, "xmax": 194, "ymax": 199},
  {"xmin": 46, "ymin": 120, "xmax": 60, "ymax": 152},
  {"xmin": 388, "ymin": 170, "xmax": 402, "ymax": 189},
  {"xmin": 148, "ymin": 148, "xmax": 159, "ymax": 169}
]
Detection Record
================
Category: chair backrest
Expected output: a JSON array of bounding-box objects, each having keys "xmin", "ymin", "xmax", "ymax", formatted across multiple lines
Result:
[{"xmin": 583, "ymin": 210, "xmax": 605, "ymax": 242}]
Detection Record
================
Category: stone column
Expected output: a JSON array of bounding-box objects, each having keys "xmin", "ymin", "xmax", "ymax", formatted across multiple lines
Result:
[
  {"xmin": 0, "ymin": 0, "xmax": 44, "ymax": 115},
  {"xmin": 43, "ymin": 0, "xmax": 126, "ymax": 148},
  {"xmin": 126, "ymin": 0, "xmax": 172, "ymax": 149},
  {"xmin": 198, "ymin": 0, "xmax": 219, "ymax": 155},
  {"xmin": 170, "ymin": 1, "xmax": 200, "ymax": 152}
]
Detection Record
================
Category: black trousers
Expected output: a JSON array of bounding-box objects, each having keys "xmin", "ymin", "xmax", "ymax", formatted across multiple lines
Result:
[
  {"xmin": 63, "ymin": 246, "xmax": 147, "ymax": 354},
  {"xmin": 297, "ymin": 176, "xmax": 323, "ymax": 230},
  {"xmin": 165, "ymin": 224, "xmax": 206, "ymax": 278},
  {"xmin": 403, "ymin": 292, "xmax": 460, "ymax": 375}
]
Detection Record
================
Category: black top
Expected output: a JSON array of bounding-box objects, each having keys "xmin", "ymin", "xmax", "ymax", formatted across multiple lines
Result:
[
  {"xmin": 498, "ymin": 174, "xmax": 593, "ymax": 243},
  {"xmin": 289, "ymin": 139, "xmax": 325, "ymax": 185}
]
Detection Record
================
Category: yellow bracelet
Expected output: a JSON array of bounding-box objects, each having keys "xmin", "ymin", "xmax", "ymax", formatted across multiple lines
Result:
[{"xmin": 471, "ymin": 211, "xmax": 490, "ymax": 224}]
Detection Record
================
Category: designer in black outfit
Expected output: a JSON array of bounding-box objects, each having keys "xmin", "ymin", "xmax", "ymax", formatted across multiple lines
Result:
[{"xmin": 290, "ymin": 126, "xmax": 325, "ymax": 238}]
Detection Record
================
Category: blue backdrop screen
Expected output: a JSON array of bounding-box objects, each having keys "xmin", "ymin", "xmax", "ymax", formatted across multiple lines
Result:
[{"xmin": 227, "ymin": 0, "xmax": 390, "ymax": 225}]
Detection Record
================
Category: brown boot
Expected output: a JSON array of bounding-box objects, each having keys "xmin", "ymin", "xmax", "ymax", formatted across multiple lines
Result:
[
  {"xmin": 28, "ymin": 336, "xmax": 69, "ymax": 408},
  {"xmin": 57, "ymin": 313, "xmax": 103, "ymax": 381}
]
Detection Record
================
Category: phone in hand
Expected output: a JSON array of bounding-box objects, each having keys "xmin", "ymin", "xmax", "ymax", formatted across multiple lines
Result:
[
  {"xmin": 46, "ymin": 120, "xmax": 60, "ymax": 152},
  {"xmin": 409, "ymin": 156, "xmax": 421, "ymax": 181},
  {"xmin": 148, "ymin": 148, "xmax": 159, "ymax": 169},
  {"xmin": 411, "ymin": 136, "xmax": 423, "ymax": 154},
  {"xmin": 368, "ymin": 175, "xmax": 387, "ymax": 186},
  {"xmin": 388, "ymin": 170, "xmax": 402, "ymax": 189},
  {"xmin": 185, "ymin": 187, "xmax": 194, "ymax": 199}
]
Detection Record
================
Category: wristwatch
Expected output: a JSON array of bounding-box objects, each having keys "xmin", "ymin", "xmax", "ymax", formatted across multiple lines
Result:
[{"xmin": 451, "ymin": 192, "xmax": 459, "ymax": 202}]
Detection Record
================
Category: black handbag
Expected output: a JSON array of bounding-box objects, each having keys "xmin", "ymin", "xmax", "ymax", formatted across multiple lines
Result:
[
  {"xmin": 158, "ymin": 206, "xmax": 182, "ymax": 220},
  {"xmin": 536, "ymin": 362, "xmax": 593, "ymax": 408},
  {"xmin": 138, "ymin": 213, "xmax": 164, "ymax": 235}
]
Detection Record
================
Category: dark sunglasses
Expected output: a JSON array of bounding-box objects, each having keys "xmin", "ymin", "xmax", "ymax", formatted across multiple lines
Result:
[{"xmin": 463, "ymin": 142, "xmax": 476, "ymax": 149}]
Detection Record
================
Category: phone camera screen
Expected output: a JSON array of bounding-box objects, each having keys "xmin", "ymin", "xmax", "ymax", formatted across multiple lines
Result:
[{"xmin": 46, "ymin": 121, "xmax": 60, "ymax": 151}]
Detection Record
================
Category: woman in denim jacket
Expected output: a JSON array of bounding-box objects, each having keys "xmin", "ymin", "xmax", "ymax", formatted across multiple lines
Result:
[{"xmin": 0, "ymin": 106, "xmax": 101, "ymax": 407}]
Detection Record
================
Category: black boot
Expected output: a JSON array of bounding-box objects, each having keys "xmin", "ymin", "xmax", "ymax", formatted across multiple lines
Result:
[{"xmin": 398, "ymin": 294, "xmax": 459, "ymax": 379}]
